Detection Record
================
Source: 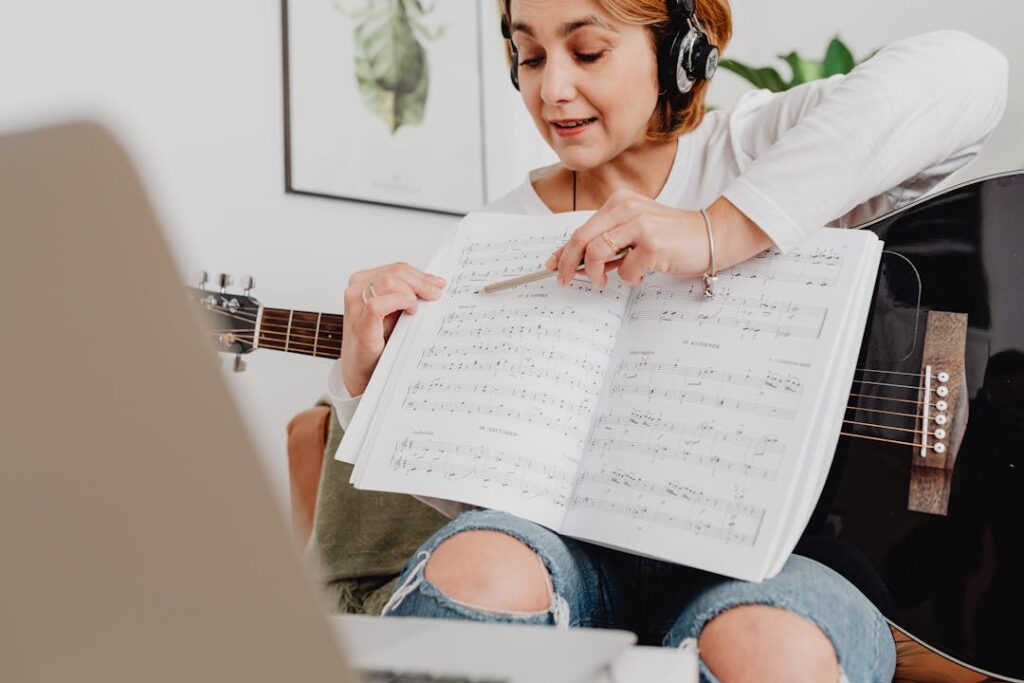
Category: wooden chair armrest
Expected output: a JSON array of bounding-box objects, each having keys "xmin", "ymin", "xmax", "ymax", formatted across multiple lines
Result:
[{"xmin": 286, "ymin": 405, "xmax": 332, "ymax": 543}]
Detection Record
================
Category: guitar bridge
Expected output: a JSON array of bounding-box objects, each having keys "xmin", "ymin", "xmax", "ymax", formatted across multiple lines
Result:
[{"xmin": 908, "ymin": 311, "xmax": 968, "ymax": 515}]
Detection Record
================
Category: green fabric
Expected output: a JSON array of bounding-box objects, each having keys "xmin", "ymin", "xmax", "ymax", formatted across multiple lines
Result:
[{"xmin": 308, "ymin": 400, "xmax": 448, "ymax": 614}]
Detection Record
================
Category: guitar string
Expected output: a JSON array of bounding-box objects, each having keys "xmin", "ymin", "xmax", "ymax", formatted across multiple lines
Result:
[
  {"xmin": 199, "ymin": 311, "xmax": 949, "ymax": 382},
  {"xmin": 206, "ymin": 331, "xmax": 339, "ymax": 355},
  {"xmin": 207, "ymin": 325, "xmax": 339, "ymax": 346},
  {"xmin": 207, "ymin": 322, "xmax": 948, "ymax": 399},
  {"xmin": 208, "ymin": 315, "xmax": 940, "ymax": 381},
  {"xmin": 201, "ymin": 360, "xmax": 941, "ymax": 449},
  {"xmin": 845, "ymin": 404, "xmax": 926, "ymax": 420},
  {"xmin": 839, "ymin": 431, "xmax": 926, "ymax": 448},
  {"xmin": 842, "ymin": 418, "xmax": 939, "ymax": 438},
  {"xmin": 214, "ymin": 339, "xmax": 339, "ymax": 357},
  {"xmin": 206, "ymin": 352, "xmax": 946, "ymax": 449},
  {"xmin": 851, "ymin": 378, "xmax": 930, "ymax": 391},
  {"xmin": 206, "ymin": 327, "xmax": 340, "ymax": 352},
  {"xmin": 201, "ymin": 300, "xmax": 953, "ymax": 450},
  {"xmin": 847, "ymin": 391, "xmax": 938, "ymax": 408}
]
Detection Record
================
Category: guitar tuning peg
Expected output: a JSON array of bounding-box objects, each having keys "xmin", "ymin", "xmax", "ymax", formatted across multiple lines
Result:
[
  {"xmin": 218, "ymin": 273, "xmax": 233, "ymax": 293},
  {"xmin": 232, "ymin": 355, "xmax": 247, "ymax": 373},
  {"xmin": 198, "ymin": 270, "xmax": 209, "ymax": 291},
  {"xmin": 242, "ymin": 275, "xmax": 255, "ymax": 295}
]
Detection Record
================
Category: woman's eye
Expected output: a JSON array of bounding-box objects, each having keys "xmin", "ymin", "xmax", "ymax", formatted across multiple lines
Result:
[{"xmin": 518, "ymin": 50, "xmax": 606, "ymax": 69}]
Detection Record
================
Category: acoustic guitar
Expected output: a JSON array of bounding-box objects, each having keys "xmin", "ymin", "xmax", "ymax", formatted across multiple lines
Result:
[{"xmin": 191, "ymin": 172, "xmax": 1023, "ymax": 681}]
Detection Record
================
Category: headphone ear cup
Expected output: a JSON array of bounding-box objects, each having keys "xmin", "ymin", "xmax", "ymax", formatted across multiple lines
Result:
[
  {"xmin": 501, "ymin": 16, "xmax": 520, "ymax": 91},
  {"xmin": 659, "ymin": 27, "xmax": 686, "ymax": 98},
  {"xmin": 510, "ymin": 51, "xmax": 520, "ymax": 91},
  {"xmin": 690, "ymin": 36, "xmax": 720, "ymax": 81}
]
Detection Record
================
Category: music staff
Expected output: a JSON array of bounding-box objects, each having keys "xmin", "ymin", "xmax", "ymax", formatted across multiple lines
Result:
[
  {"xmin": 631, "ymin": 286, "xmax": 828, "ymax": 341},
  {"xmin": 418, "ymin": 344, "xmax": 605, "ymax": 393},
  {"xmin": 390, "ymin": 438, "xmax": 576, "ymax": 506},
  {"xmin": 403, "ymin": 380, "xmax": 593, "ymax": 441},
  {"xmin": 616, "ymin": 360, "xmax": 803, "ymax": 396},
  {"xmin": 571, "ymin": 467, "xmax": 765, "ymax": 545},
  {"xmin": 609, "ymin": 364, "xmax": 800, "ymax": 420}
]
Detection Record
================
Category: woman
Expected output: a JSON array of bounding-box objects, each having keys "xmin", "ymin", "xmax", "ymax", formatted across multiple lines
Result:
[{"xmin": 328, "ymin": 0, "xmax": 1008, "ymax": 679}]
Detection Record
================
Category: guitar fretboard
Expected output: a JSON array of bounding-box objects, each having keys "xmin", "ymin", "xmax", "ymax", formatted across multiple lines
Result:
[{"xmin": 258, "ymin": 308, "xmax": 343, "ymax": 359}]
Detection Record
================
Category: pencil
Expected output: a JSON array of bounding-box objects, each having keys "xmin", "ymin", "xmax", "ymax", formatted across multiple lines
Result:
[{"xmin": 477, "ymin": 248, "xmax": 631, "ymax": 294}]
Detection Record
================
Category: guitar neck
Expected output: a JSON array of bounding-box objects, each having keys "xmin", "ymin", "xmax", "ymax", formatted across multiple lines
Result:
[{"xmin": 257, "ymin": 307, "xmax": 343, "ymax": 359}]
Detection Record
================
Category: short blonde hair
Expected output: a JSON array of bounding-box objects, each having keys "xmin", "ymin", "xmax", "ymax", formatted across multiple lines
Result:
[{"xmin": 499, "ymin": 0, "xmax": 733, "ymax": 141}]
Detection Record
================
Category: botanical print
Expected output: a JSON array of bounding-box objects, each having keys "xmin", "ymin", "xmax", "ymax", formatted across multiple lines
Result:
[
  {"xmin": 334, "ymin": 0, "xmax": 444, "ymax": 134},
  {"xmin": 285, "ymin": 0, "xmax": 486, "ymax": 214}
]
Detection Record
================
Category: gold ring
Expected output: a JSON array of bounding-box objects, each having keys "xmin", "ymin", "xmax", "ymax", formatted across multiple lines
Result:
[
  {"xmin": 602, "ymin": 231, "xmax": 618, "ymax": 251},
  {"xmin": 361, "ymin": 282, "xmax": 378, "ymax": 305}
]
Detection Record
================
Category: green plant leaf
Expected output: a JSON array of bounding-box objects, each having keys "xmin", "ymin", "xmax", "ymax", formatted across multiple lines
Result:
[
  {"xmin": 779, "ymin": 51, "xmax": 823, "ymax": 87},
  {"xmin": 718, "ymin": 59, "xmax": 788, "ymax": 92},
  {"xmin": 823, "ymin": 37, "xmax": 856, "ymax": 77},
  {"xmin": 350, "ymin": 0, "xmax": 432, "ymax": 134}
]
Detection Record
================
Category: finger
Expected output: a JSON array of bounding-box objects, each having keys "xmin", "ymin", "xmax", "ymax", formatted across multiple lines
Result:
[
  {"xmin": 617, "ymin": 246, "xmax": 656, "ymax": 286},
  {"xmin": 592, "ymin": 253, "xmax": 630, "ymax": 287},
  {"xmin": 356, "ymin": 292, "xmax": 418, "ymax": 343},
  {"xmin": 368, "ymin": 270, "xmax": 445, "ymax": 302},
  {"xmin": 544, "ymin": 247, "xmax": 564, "ymax": 271},
  {"xmin": 392, "ymin": 262, "xmax": 447, "ymax": 295},
  {"xmin": 556, "ymin": 201, "xmax": 637, "ymax": 285},
  {"xmin": 582, "ymin": 222, "xmax": 641, "ymax": 287},
  {"xmin": 350, "ymin": 262, "xmax": 446, "ymax": 297}
]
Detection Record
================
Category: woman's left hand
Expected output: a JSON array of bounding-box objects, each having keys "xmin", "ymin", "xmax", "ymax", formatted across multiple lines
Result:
[{"xmin": 546, "ymin": 190, "xmax": 768, "ymax": 288}]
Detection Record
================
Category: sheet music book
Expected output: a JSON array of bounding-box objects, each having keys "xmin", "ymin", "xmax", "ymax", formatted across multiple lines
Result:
[{"xmin": 339, "ymin": 212, "xmax": 883, "ymax": 581}]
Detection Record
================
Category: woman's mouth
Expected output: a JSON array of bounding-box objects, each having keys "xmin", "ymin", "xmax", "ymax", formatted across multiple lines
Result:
[{"xmin": 551, "ymin": 117, "xmax": 597, "ymax": 138}]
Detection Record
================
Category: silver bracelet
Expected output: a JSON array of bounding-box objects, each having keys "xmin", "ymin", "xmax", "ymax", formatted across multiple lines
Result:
[{"xmin": 699, "ymin": 208, "xmax": 717, "ymax": 297}]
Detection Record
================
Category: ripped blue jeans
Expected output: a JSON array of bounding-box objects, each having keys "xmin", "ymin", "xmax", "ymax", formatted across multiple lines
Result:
[{"xmin": 382, "ymin": 510, "xmax": 896, "ymax": 683}]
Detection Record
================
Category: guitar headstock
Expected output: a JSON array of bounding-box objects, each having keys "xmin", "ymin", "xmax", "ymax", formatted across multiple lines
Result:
[{"xmin": 188, "ymin": 272, "xmax": 260, "ymax": 371}]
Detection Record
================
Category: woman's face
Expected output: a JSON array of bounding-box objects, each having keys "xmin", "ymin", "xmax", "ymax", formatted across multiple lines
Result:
[{"xmin": 508, "ymin": 0, "xmax": 661, "ymax": 171}]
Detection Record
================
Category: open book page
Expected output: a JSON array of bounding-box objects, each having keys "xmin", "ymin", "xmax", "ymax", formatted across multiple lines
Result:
[
  {"xmin": 349, "ymin": 212, "xmax": 630, "ymax": 530},
  {"xmin": 561, "ymin": 228, "xmax": 881, "ymax": 581},
  {"xmin": 766, "ymin": 238, "xmax": 882, "ymax": 577},
  {"xmin": 336, "ymin": 231, "xmax": 458, "ymax": 466}
]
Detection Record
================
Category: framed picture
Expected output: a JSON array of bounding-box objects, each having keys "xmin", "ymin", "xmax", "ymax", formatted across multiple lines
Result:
[{"xmin": 282, "ymin": 0, "xmax": 488, "ymax": 215}]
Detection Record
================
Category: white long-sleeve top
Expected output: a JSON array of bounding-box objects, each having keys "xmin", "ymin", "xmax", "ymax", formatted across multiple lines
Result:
[{"xmin": 328, "ymin": 30, "xmax": 1008, "ymax": 517}]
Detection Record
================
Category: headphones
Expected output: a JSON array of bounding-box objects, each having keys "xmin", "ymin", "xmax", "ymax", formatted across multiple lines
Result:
[{"xmin": 499, "ymin": 0, "xmax": 719, "ymax": 106}]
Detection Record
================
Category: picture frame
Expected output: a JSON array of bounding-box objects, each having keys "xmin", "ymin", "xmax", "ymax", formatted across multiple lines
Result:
[{"xmin": 282, "ymin": 0, "xmax": 488, "ymax": 215}]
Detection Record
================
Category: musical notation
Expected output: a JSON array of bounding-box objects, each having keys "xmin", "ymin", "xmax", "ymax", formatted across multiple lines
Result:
[
  {"xmin": 448, "ymin": 232, "xmax": 630, "ymax": 301},
  {"xmin": 608, "ymin": 359, "xmax": 801, "ymax": 421},
  {"xmin": 590, "ymin": 409, "xmax": 785, "ymax": 481},
  {"xmin": 436, "ymin": 321, "xmax": 615, "ymax": 353},
  {"xmin": 419, "ymin": 343, "xmax": 604, "ymax": 393},
  {"xmin": 735, "ymin": 245, "xmax": 845, "ymax": 288},
  {"xmin": 349, "ymin": 215, "xmax": 880, "ymax": 580},
  {"xmin": 403, "ymin": 379, "xmax": 593, "ymax": 441},
  {"xmin": 439, "ymin": 306, "xmax": 615, "ymax": 334},
  {"xmin": 390, "ymin": 438, "xmax": 576, "ymax": 506},
  {"xmin": 616, "ymin": 361, "xmax": 803, "ymax": 396},
  {"xmin": 570, "ymin": 467, "xmax": 765, "ymax": 545},
  {"xmin": 631, "ymin": 285, "xmax": 828, "ymax": 341}
]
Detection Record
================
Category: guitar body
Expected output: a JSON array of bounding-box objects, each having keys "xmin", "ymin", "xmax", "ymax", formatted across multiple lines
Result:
[{"xmin": 813, "ymin": 172, "xmax": 1024, "ymax": 680}]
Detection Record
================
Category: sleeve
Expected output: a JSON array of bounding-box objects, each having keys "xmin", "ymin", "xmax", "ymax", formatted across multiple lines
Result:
[
  {"xmin": 719, "ymin": 30, "xmax": 1009, "ymax": 251},
  {"xmin": 325, "ymin": 359, "xmax": 361, "ymax": 431}
]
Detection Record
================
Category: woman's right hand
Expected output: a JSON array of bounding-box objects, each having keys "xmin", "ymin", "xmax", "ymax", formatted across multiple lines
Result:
[{"xmin": 340, "ymin": 262, "xmax": 446, "ymax": 397}]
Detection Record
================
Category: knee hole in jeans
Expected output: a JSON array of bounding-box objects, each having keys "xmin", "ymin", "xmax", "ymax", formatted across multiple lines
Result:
[
  {"xmin": 424, "ymin": 529, "xmax": 553, "ymax": 614},
  {"xmin": 698, "ymin": 605, "xmax": 839, "ymax": 683}
]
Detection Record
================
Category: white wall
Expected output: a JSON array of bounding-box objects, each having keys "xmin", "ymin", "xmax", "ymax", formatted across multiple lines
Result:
[{"xmin": 2, "ymin": 0, "xmax": 1020, "ymax": 513}]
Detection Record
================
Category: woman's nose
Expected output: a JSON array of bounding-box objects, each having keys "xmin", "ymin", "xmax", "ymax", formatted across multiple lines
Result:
[{"xmin": 540, "ymin": 56, "xmax": 576, "ymax": 104}]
